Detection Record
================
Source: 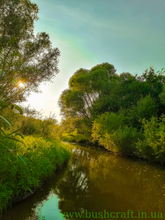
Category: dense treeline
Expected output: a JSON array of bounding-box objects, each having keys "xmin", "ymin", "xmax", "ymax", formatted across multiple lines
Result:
[{"xmin": 59, "ymin": 63, "xmax": 165, "ymax": 164}]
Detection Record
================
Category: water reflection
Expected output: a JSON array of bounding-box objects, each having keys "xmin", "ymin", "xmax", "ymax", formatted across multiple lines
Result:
[
  {"xmin": 55, "ymin": 147, "xmax": 165, "ymax": 219},
  {"xmin": 1, "ymin": 145, "xmax": 165, "ymax": 220},
  {"xmin": 0, "ymin": 167, "xmax": 67, "ymax": 220}
]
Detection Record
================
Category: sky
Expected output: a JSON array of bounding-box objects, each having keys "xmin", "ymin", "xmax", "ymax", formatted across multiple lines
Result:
[{"xmin": 25, "ymin": 0, "xmax": 165, "ymax": 122}]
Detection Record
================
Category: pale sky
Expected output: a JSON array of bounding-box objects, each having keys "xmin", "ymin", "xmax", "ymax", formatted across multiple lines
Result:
[{"xmin": 25, "ymin": 0, "xmax": 165, "ymax": 122}]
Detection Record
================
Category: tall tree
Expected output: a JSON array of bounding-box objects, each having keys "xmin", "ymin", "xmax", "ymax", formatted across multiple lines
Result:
[
  {"xmin": 59, "ymin": 63, "xmax": 117, "ymax": 121},
  {"xmin": 0, "ymin": 0, "xmax": 60, "ymax": 103}
]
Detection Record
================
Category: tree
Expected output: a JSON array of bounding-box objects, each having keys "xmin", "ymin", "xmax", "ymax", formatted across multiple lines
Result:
[
  {"xmin": 58, "ymin": 63, "xmax": 117, "ymax": 121},
  {"xmin": 136, "ymin": 67, "xmax": 165, "ymax": 117},
  {"xmin": 128, "ymin": 95, "xmax": 158, "ymax": 129},
  {"xmin": 0, "ymin": 0, "xmax": 60, "ymax": 103}
]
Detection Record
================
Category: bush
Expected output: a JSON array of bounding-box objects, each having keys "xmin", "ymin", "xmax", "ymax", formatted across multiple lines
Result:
[
  {"xmin": 92, "ymin": 112, "xmax": 125, "ymax": 144},
  {"xmin": 92, "ymin": 112, "xmax": 144, "ymax": 155},
  {"xmin": 111, "ymin": 126, "xmax": 144, "ymax": 155},
  {"xmin": 19, "ymin": 116, "xmax": 60, "ymax": 139},
  {"xmin": 128, "ymin": 95, "xmax": 158, "ymax": 128},
  {"xmin": 136, "ymin": 115, "xmax": 165, "ymax": 164},
  {"xmin": 61, "ymin": 129, "xmax": 88, "ymax": 143},
  {"xmin": 94, "ymin": 112, "xmax": 125, "ymax": 133}
]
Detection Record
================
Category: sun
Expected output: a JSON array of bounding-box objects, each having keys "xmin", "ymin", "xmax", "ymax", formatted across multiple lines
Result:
[{"xmin": 18, "ymin": 82, "xmax": 24, "ymax": 88}]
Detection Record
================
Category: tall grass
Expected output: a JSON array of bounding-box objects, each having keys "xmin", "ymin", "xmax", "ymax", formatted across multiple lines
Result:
[{"xmin": 0, "ymin": 136, "xmax": 71, "ymax": 212}]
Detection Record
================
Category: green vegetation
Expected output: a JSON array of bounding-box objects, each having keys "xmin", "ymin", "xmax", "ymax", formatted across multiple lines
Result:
[
  {"xmin": 0, "ymin": 101, "xmax": 71, "ymax": 213},
  {"xmin": 0, "ymin": 0, "xmax": 165, "ymax": 215},
  {"xmin": 0, "ymin": 135, "xmax": 71, "ymax": 212},
  {"xmin": 91, "ymin": 112, "xmax": 144, "ymax": 156},
  {"xmin": 0, "ymin": 102, "xmax": 71, "ymax": 213},
  {"xmin": 136, "ymin": 115, "xmax": 165, "ymax": 164},
  {"xmin": 59, "ymin": 117, "xmax": 91, "ymax": 143},
  {"xmin": 0, "ymin": 0, "xmax": 60, "ymax": 104},
  {"xmin": 0, "ymin": 0, "xmax": 71, "ymax": 214},
  {"xmin": 59, "ymin": 63, "xmax": 165, "ymax": 164}
]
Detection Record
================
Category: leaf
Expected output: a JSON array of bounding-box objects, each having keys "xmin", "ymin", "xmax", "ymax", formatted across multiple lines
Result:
[
  {"xmin": 8, "ymin": 128, "xmax": 21, "ymax": 136},
  {"xmin": 17, "ymin": 155, "xmax": 26, "ymax": 165},
  {"xmin": 0, "ymin": 115, "xmax": 11, "ymax": 126},
  {"xmin": 13, "ymin": 104, "xmax": 23, "ymax": 114},
  {"xmin": 14, "ymin": 133, "xmax": 24, "ymax": 139},
  {"xmin": 0, "ymin": 127, "xmax": 6, "ymax": 135},
  {"xmin": 12, "ymin": 78, "xmax": 16, "ymax": 84},
  {"xmin": 4, "ymin": 136, "xmax": 24, "ymax": 144},
  {"xmin": 7, "ymin": 128, "xmax": 24, "ymax": 139}
]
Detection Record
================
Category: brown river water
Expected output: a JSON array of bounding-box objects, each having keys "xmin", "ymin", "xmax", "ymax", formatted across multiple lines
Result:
[{"xmin": 1, "ymin": 144, "xmax": 165, "ymax": 220}]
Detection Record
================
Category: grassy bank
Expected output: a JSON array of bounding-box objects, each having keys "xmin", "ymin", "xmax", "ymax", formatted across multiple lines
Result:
[{"xmin": 0, "ymin": 136, "xmax": 71, "ymax": 213}]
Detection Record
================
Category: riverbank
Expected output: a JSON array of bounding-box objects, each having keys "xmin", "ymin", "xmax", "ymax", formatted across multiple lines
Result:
[
  {"xmin": 0, "ymin": 136, "xmax": 71, "ymax": 212},
  {"xmin": 2, "ymin": 143, "xmax": 165, "ymax": 220}
]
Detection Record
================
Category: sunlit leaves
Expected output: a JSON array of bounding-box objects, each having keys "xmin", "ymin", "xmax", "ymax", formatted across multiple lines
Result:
[
  {"xmin": 136, "ymin": 115, "xmax": 165, "ymax": 164},
  {"xmin": 0, "ymin": 136, "xmax": 71, "ymax": 211}
]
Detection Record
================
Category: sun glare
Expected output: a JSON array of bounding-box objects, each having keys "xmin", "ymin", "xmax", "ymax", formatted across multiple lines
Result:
[{"xmin": 19, "ymin": 82, "xmax": 24, "ymax": 88}]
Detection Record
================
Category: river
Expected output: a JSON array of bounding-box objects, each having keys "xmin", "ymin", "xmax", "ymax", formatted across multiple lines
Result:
[{"xmin": 1, "ymin": 144, "xmax": 165, "ymax": 220}]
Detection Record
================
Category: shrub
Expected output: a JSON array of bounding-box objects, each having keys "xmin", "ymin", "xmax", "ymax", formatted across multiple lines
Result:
[
  {"xmin": 61, "ymin": 129, "xmax": 88, "ymax": 143},
  {"xmin": 92, "ymin": 112, "xmax": 144, "ymax": 155},
  {"xmin": 136, "ymin": 115, "xmax": 165, "ymax": 164},
  {"xmin": 111, "ymin": 126, "xmax": 144, "ymax": 155},
  {"xmin": 92, "ymin": 112, "xmax": 125, "ymax": 143},
  {"xmin": 128, "ymin": 95, "xmax": 158, "ymax": 128}
]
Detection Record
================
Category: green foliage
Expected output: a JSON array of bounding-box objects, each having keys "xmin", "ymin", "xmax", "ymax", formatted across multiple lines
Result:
[
  {"xmin": 0, "ymin": 136, "xmax": 71, "ymax": 211},
  {"xmin": 94, "ymin": 112, "xmax": 125, "ymax": 133},
  {"xmin": 58, "ymin": 63, "xmax": 120, "ymax": 142},
  {"xmin": 59, "ymin": 62, "xmax": 117, "ymax": 121},
  {"xmin": 59, "ymin": 89, "xmax": 85, "ymax": 118},
  {"xmin": 19, "ymin": 116, "xmax": 59, "ymax": 139},
  {"xmin": 92, "ymin": 112, "xmax": 143, "ymax": 155},
  {"xmin": 91, "ymin": 112, "xmax": 120, "ymax": 150},
  {"xmin": 136, "ymin": 115, "xmax": 165, "ymax": 164},
  {"xmin": 138, "ymin": 67, "xmax": 165, "ymax": 97},
  {"xmin": 0, "ymin": 103, "xmax": 59, "ymax": 140},
  {"xmin": 159, "ymin": 84, "xmax": 165, "ymax": 106},
  {"xmin": 111, "ymin": 127, "xmax": 144, "ymax": 155},
  {"xmin": 0, "ymin": 0, "xmax": 70, "ymax": 213},
  {"xmin": 0, "ymin": 101, "xmax": 70, "ymax": 212},
  {"xmin": 59, "ymin": 63, "xmax": 165, "ymax": 143},
  {"xmin": 0, "ymin": 100, "xmax": 24, "ymax": 155},
  {"xmin": 135, "ymin": 95, "xmax": 158, "ymax": 120},
  {"xmin": 61, "ymin": 130, "xmax": 88, "ymax": 143},
  {"xmin": 0, "ymin": 0, "xmax": 60, "ymax": 103},
  {"xmin": 59, "ymin": 62, "xmax": 165, "ymax": 164},
  {"xmin": 128, "ymin": 95, "xmax": 158, "ymax": 128},
  {"xmin": 59, "ymin": 117, "xmax": 91, "ymax": 143}
]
